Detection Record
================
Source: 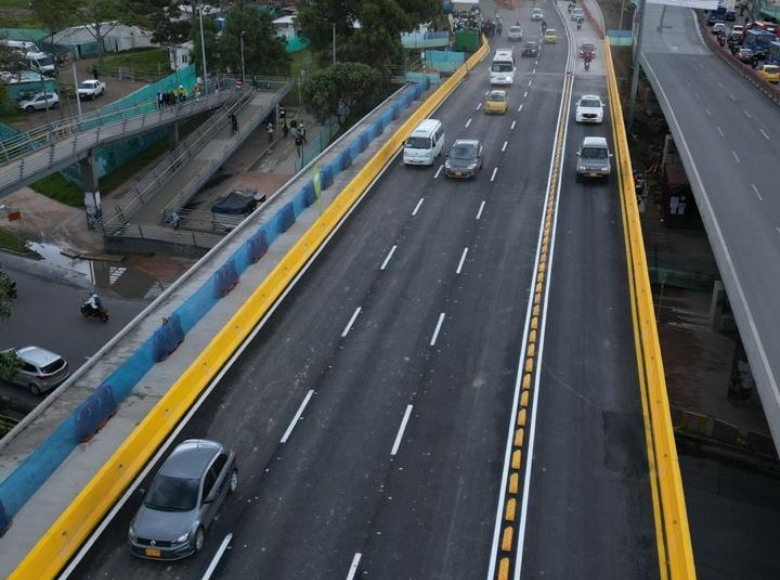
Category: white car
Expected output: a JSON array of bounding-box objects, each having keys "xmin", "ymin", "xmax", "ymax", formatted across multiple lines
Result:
[
  {"xmin": 18, "ymin": 91, "xmax": 59, "ymax": 112},
  {"xmin": 575, "ymin": 95, "xmax": 605, "ymax": 124},
  {"xmin": 507, "ymin": 25, "xmax": 524, "ymax": 41},
  {"xmin": 531, "ymin": 8, "xmax": 544, "ymax": 21}
]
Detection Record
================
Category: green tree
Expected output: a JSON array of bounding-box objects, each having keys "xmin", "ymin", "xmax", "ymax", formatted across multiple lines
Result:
[
  {"xmin": 67, "ymin": 0, "xmax": 131, "ymax": 63},
  {"xmin": 0, "ymin": 273, "xmax": 14, "ymax": 320},
  {"xmin": 129, "ymin": 0, "xmax": 190, "ymax": 47},
  {"xmin": 220, "ymin": 2, "xmax": 291, "ymax": 78},
  {"xmin": 301, "ymin": 62, "xmax": 383, "ymax": 126},
  {"xmin": 0, "ymin": 350, "xmax": 21, "ymax": 383},
  {"xmin": 30, "ymin": 0, "xmax": 75, "ymax": 53},
  {"xmin": 298, "ymin": 0, "xmax": 440, "ymax": 70}
]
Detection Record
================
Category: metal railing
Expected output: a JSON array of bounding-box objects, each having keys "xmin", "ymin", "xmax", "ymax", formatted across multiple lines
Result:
[
  {"xmin": 0, "ymin": 90, "xmax": 238, "ymax": 196},
  {"xmin": 98, "ymin": 88, "xmax": 254, "ymax": 233},
  {"xmin": 109, "ymin": 222, "xmax": 223, "ymax": 249}
]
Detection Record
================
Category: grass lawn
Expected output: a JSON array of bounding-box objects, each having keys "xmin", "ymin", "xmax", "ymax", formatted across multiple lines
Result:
[
  {"xmin": 31, "ymin": 173, "xmax": 83, "ymax": 207},
  {"xmin": 98, "ymin": 49, "xmax": 170, "ymax": 77},
  {"xmin": 0, "ymin": 227, "xmax": 31, "ymax": 254}
]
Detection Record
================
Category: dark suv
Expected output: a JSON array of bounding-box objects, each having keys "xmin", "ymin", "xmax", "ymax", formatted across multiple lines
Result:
[{"xmin": 128, "ymin": 440, "xmax": 238, "ymax": 560}]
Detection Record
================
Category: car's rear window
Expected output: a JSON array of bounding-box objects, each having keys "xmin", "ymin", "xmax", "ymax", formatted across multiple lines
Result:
[
  {"xmin": 145, "ymin": 476, "xmax": 199, "ymax": 511},
  {"xmin": 40, "ymin": 358, "xmax": 66, "ymax": 374}
]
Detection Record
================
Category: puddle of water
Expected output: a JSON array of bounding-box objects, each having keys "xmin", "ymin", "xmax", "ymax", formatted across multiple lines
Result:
[{"xmin": 25, "ymin": 241, "xmax": 175, "ymax": 300}]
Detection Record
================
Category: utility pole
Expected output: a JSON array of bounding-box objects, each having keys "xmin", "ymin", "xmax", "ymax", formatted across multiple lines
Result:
[
  {"xmin": 240, "ymin": 31, "xmax": 246, "ymax": 84},
  {"xmin": 198, "ymin": 2, "xmax": 209, "ymax": 93}
]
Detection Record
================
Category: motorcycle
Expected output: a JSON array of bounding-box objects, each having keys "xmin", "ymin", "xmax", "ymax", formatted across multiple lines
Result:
[
  {"xmin": 0, "ymin": 270, "xmax": 16, "ymax": 299},
  {"xmin": 81, "ymin": 302, "xmax": 109, "ymax": 323},
  {"xmin": 584, "ymin": 58, "xmax": 591, "ymax": 71},
  {"xmin": 577, "ymin": 20, "xmax": 583, "ymax": 30}
]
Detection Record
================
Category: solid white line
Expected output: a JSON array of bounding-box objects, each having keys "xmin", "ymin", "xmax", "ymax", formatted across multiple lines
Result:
[
  {"xmin": 341, "ymin": 307, "xmax": 362, "ymax": 338},
  {"xmin": 704, "ymin": 107, "xmax": 711, "ymax": 116},
  {"xmin": 476, "ymin": 200, "xmax": 486, "ymax": 220},
  {"xmin": 465, "ymin": 118, "xmax": 472, "ymax": 128},
  {"xmin": 380, "ymin": 245, "xmax": 397, "ymax": 270},
  {"xmin": 412, "ymin": 197, "xmax": 424, "ymax": 216},
  {"xmin": 732, "ymin": 150, "xmax": 741, "ymax": 163},
  {"xmin": 511, "ymin": 120, "xmax": 517, "ymax": 130},
  {"xmin": 390, "ymin": 404, "xmax": 414, "ymax": 456},
  {"xmin": 434, "ymin": 165, "xmax": 443, "ymax": 179},
  {"xmin": 716, "ymin": 126, "xmax": 724, "ymax": 137},
  {"xmin": 744, "ymin": 109, "xmax": 752, "ymax": 119},
  {"xmin": 490, "ymin": 167, "xmax": 498, "ymax": 182},
  {"xmin": 346, "ymin": 553, "xmax": 362, "ymax": 580},
  {"xmin": 456, "ymin": 247, "xmax": 469, "ymax": 274},
  {"xmin": 518, "ymin": 104, "xmax": 524, "ymax": 113},
  {"xmin": 502, "ymin": 141, "xmax": 508, "ymax": 152},
  {"xmin": 759, "ymin": 128, "xmax": 770, "ymax": 140},
  {"xmin": 752, "ymin": 184, "xmax": 763, "ymax": 201},
  {"xmin": 202, "ymin": 533, "xmax": 233, "ymax": 580},
  {"xmin": 430, "ymin": 313, "xmax": 445, "ymax": 346},
  {"xmin": 280, "ymin": 390, "xmax": 314, "ymax": 443}
]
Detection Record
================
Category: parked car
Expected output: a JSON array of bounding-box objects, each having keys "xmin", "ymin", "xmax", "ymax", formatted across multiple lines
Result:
[
  {"xmin": 571, "ymin": 8, "xmax": 585, "ymax": 21},
  {"xmin": 17, "ymin": 91, "xmax": 58, "ymax": 112},
  {"xmin": 1, "ymin": 346, "xmax": 70, "ymax": 395},
  {"xmin": 507, "ymin": 25, "xmax": 524, "ymax": 41},
  {"xmin": 77, "ymin": 79, "xmax": 106, "ymax": 100},
  {"xmin": 522, "ymin": 40, "xmax": 540, "ymax": 57},
  {"xmin": 531, "ymin": 7, "xmax": 544, "ymax": 21},
  {"xmin": 579, "ymin": 42, "xmax": 597, "ymax": 59},
  {"xmin": 128, "ymin": 439, "xmax": 238, "ymax": 560},
  {"xmin": 756, "ymin": 64, "xmax": 780, "ymax": 83},
  {"xmin": 444, "ymin": 139, "xmax": 483, "ymax": 179},
  {"xmin": 485, "ymin": 90, "xmax": 509, "ymax": 114},
  {"xmin": 575, "ymin": 136, "xmax": 613, "ymax": 182},
  {"xmin": 543, "ymin": 29, "xmax": 558, "ymax": 44},
  {"xmin": 575, "ymin": 95, "xmax": 605, "ymax": 124}
]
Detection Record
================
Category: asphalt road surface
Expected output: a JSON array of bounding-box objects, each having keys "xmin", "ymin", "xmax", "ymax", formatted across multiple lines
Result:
[{"xmin": 70, "ymin": 6, "xmax": 658, "ymax": 580}]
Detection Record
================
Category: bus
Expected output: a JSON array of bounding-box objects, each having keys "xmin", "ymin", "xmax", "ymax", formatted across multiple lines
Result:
[
  {"xmin": 490, "ymin": 49, "xmax": 516, "ymax": 86},
  {"xmin": 768, "ymin": 39, "xmax": 780, "ymax": 65}
]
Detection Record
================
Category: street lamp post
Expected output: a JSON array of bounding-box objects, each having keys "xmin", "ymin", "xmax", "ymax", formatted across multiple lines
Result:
[
  {"xmin": 332, "ymin": 22, "xmax": 336, "ymax": 65},
  {"xmin": 240, "ymin": 31, "xmax": 246, "ymax": 84},
  {"xmin": 197, "ymin": 2, "xmax": 209, "ymax": 93}
]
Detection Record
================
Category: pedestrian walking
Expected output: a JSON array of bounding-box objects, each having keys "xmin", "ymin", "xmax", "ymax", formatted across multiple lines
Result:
[
  {"xmin": 157, "ymin": 91, "xmax": 163, "ymax": 109},
  {"xmin": 267, "ymin": 121, "xmax": 274, "ymax": 143},
  {"xmin": 299, "ymin": 121, "xmax": 307, "ymax": 144},
  {"xmin": 230, "ymin": 113, "xmax": 239, "ymax": 134},
  {"xmin": 295, "ymin": 134, "xmax": 303, "ymax": 157},
  {"xmin": 170, "ymin": 210, "xmax": 180, "ymax": 230},
  {"xmin": 279, "ymin": 105, "xmax": 286, "ymax": 121},
  {"xmin": 282, "ymin": 120, "xmax": 289, "ymax": 138},
  {"xmin": 92, "ymin": 66, "xmax": 99, "ymax": 80}
]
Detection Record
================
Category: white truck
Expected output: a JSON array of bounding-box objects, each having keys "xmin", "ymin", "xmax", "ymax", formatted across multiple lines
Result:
[{"xmin": 77, "ymin": 79, "xmax": 106, "ymax": 100}]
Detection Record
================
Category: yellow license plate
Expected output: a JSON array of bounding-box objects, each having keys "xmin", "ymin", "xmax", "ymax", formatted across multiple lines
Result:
[
  {"xmin": 455, "ymin": 171, "xmax": 462, "ymax": 177},
  {"xmin": 145, "ymin": 548, "xmax": 161, "ymax": 558}
]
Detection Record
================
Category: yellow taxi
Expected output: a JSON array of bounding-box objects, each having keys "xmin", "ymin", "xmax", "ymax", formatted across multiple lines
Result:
[
  {"xmin": 484, "ymin": 90, "xmax": 509, "ymax": 114},
  {"xmin": 543, "ymin": 29, "xmax": 558, "ymax": 44},
  {"xmin": 756, "ymin": 64, "xmax": 779, "ymax": 84}
]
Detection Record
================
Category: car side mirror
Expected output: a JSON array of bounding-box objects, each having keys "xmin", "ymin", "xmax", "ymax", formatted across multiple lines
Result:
[
  {"xmin": 609, "ymin": 153, "xmax": 614, "ymax": 158},
  {"xmin": 575, "ymin": 152, "xmax": 581, "ymax": 157},
  {"xmin": 138, "ymin": 488, "xmax": 146, "ymax": 496}
]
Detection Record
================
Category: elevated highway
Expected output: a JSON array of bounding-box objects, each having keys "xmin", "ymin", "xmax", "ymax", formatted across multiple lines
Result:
[
  {"xmin": 638, "ymin": 4, "xmax": 780, "ymax": 454},
  {"xmin": 0, "ymin": 3, "xmax": 693, "ymax": 579}
]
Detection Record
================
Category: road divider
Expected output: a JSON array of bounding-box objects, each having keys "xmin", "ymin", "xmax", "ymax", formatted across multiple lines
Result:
[
  {"xmin": 11, "ymin": 41, "xmax": 490, "ymax": 579},
  {"xmin": 603, "ymin": 37, "xmax": 697, "ymax": 580}
]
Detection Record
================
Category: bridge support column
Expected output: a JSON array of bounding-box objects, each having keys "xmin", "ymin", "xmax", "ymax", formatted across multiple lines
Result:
[
  {"xmin": 169, "ymin": 123, "xmax": 180, "ymax": 150},
  {"xmin": 79, "ymin": 151, "xmax": 99, "ymax": 193}
]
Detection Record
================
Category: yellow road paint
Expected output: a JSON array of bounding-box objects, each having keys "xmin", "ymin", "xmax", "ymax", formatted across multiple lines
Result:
[
  {"xmin": 528, "ymin": 330, "xmax": 537, "ymax": 344},
  {"xmin": 511, "ymin": 449, "xmax": 522, "ymax": 469},
  {"xmin": 533, "ymin": 305, "xmax": 540, "ymax": 317},
  {"xmin": 524, "ymin": 357, "xmax": 534, "ymax": 373},
  {"xmin": 505, "ymin": 498, "xmax": 517, "ymax": 522},
  {"xmin": 522, "ymin": 373, "xmax": 531, "ymax": 390},
  {"xmin": 527, "ymin": 343, "xmax": 536, "ymax": 358},
  {"xmin": 509, "ymin": 473, "xmax": 519, "ymax": 495},
  {"xmin": 531, "ymin": 316, "xmax": 538, "ymax": 330},
  {"xmin": 517, "ymin": 408, "xmax": 526, "ymax": 426},
  {"xmin": 498, "ymin": 558, "xmax": 510, "ymax": 580},
  {"xmin": 502, "ymin": 526, "xmax": 514, "ymax": 552},
  {"xmin": 520, "ymin": 390, "xmax": 529, "ymax": 409},
  {"xmin": 514, "ymin": 428, "xmax": 525, "ymax": 447}
]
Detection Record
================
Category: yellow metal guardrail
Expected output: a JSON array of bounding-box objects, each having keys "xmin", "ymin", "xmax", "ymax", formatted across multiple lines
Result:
[
  {"xmin": 603, "ymin": 38, "xmax": 697, "ymax": 579},
  {"xmin": 12, "ymin": 42, "xmax": 490, "ymax": 579}
]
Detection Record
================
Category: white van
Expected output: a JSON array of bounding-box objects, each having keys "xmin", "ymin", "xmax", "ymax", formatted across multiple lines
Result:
[
  {"xmin": 403, "ymin": 119, "xmax": 445, "ymax": 166},
  {"xmin": 0, "ymin": 39, "xmax": 41, "ymax": 54},
  {"xmin": 490, "ymin": 48, "xmax": 516, "ymax": 86},
  {"xmin": 24, "ymin": 51, "xmax": 56, "ymax": 75}
]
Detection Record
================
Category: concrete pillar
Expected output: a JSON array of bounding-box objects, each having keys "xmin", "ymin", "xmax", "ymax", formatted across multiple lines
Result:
[
  {"xmin": 169, "ymin": 123, "xmax": 180, "ymax": 150},
  {"xmin": 710, "ymin": 280, "xmax": 736, "ymax": 333},
  {"xmin": 728, "ymin": 338, "xmax": 754, "ymax": 401},
  {"xmin": 79, "ymin": 150, "xmax": 99, "ymax": 193}
]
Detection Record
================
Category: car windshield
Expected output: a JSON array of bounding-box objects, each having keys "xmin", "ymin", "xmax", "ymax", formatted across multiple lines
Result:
[
  {"xmin": 580, "ymin": 98, "xmax": 601, "ymax": 108},
  {"xmin": 406, "ymin": 136, "xmax": 431, "ymax": 149},
  {"xmin": 79, "ymin": 81, "xmax": 94, "ymax": 89},
  {"xmin": 510, "ymin": 26, "xmax": 522, "ymax": 33},
  {"xmin": 546, "ymin": 30, "xmax": 557, "ymax": 36},
  {"xmin": 488, "ymin": 92, "xmax": 506, "ymax": 102},
  {"xmin": 582, "ymin": 147, "xmax": 608, "ymax": 160},
  {"xmin": 524, "ymin": 42, "xmax": 538, "ymax": 49},
  {"xmin": 450, "ymin": 144, "xmax": 476, "ymax": 160},
  {"xmin": 491, "ymin": 62, "xmax": 513, "ymax": 72},
  {"xmin": 144, "ymin": 475, "xmax": 199, "ymax": 511},
  {"xmin": 40, "ymin": 359, "xmax": 64, "ymax": 373},
  {"xmin": 582, "ymin": 44, "xmax": 595, "ymax": 52}
]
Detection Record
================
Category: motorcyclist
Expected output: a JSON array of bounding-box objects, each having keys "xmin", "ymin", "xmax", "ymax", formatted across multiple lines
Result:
[
  {"xmin": 541, "ymin": 20, "xmax": 547, "ymax": 33},
  {"xmin": 583, "ymin": 52, "xmax": 593, "ymax": 70},
  {"xmin": 84, "ymin": 291, "xmax": 103, "ymax": 315},
  {"xmin": 577, "ymin": 19, "xmax": 583, "ymax": 30}
]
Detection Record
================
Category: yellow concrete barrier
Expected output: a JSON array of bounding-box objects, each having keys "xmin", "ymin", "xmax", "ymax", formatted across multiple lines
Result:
[
  {"xmin": 12, "ymin": 43, "xmax": 491, "ymax": 580},
  {"xmin": 602, "ymin": 38, "xmax": 696, "ymax": 580}
]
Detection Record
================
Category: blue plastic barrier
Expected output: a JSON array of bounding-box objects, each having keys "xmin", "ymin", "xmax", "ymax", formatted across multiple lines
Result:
[
  {"xmin": 302, "ymin": 182, "xmax": 317, "ymax": 207},
  {"xmin": 0, "ymin": 500, "xmax": 11, "ymax": 537},
  {"xmin": 152, "ymin": 314, "xmax": 185, "ymax": 362},
  {"xmin": 341, "ymin": 148, "xmax": 352, "ymax": 169},
  {"xmin": 213, "ymin": 260, "xmax": 239, "ymax": 299},
  {"xmin": 320, "ymin": 165, "xmax": 334, "ymax": 190},
  {"xmin": 74, "ymin": 384, "xmax": 117, "ymax": 443},
  {"xmin": 279, "ymin": 203, "xmax": 296, "ymax": 233},
  {"xmin": 248, "ymin": 230, "xmax": 269, "ymax": 263}
]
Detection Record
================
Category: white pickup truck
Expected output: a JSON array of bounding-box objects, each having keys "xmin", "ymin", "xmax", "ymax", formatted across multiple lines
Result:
[{"xmin": 77, "ymin": 79, "xmax": 106, "ymax": 100}]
